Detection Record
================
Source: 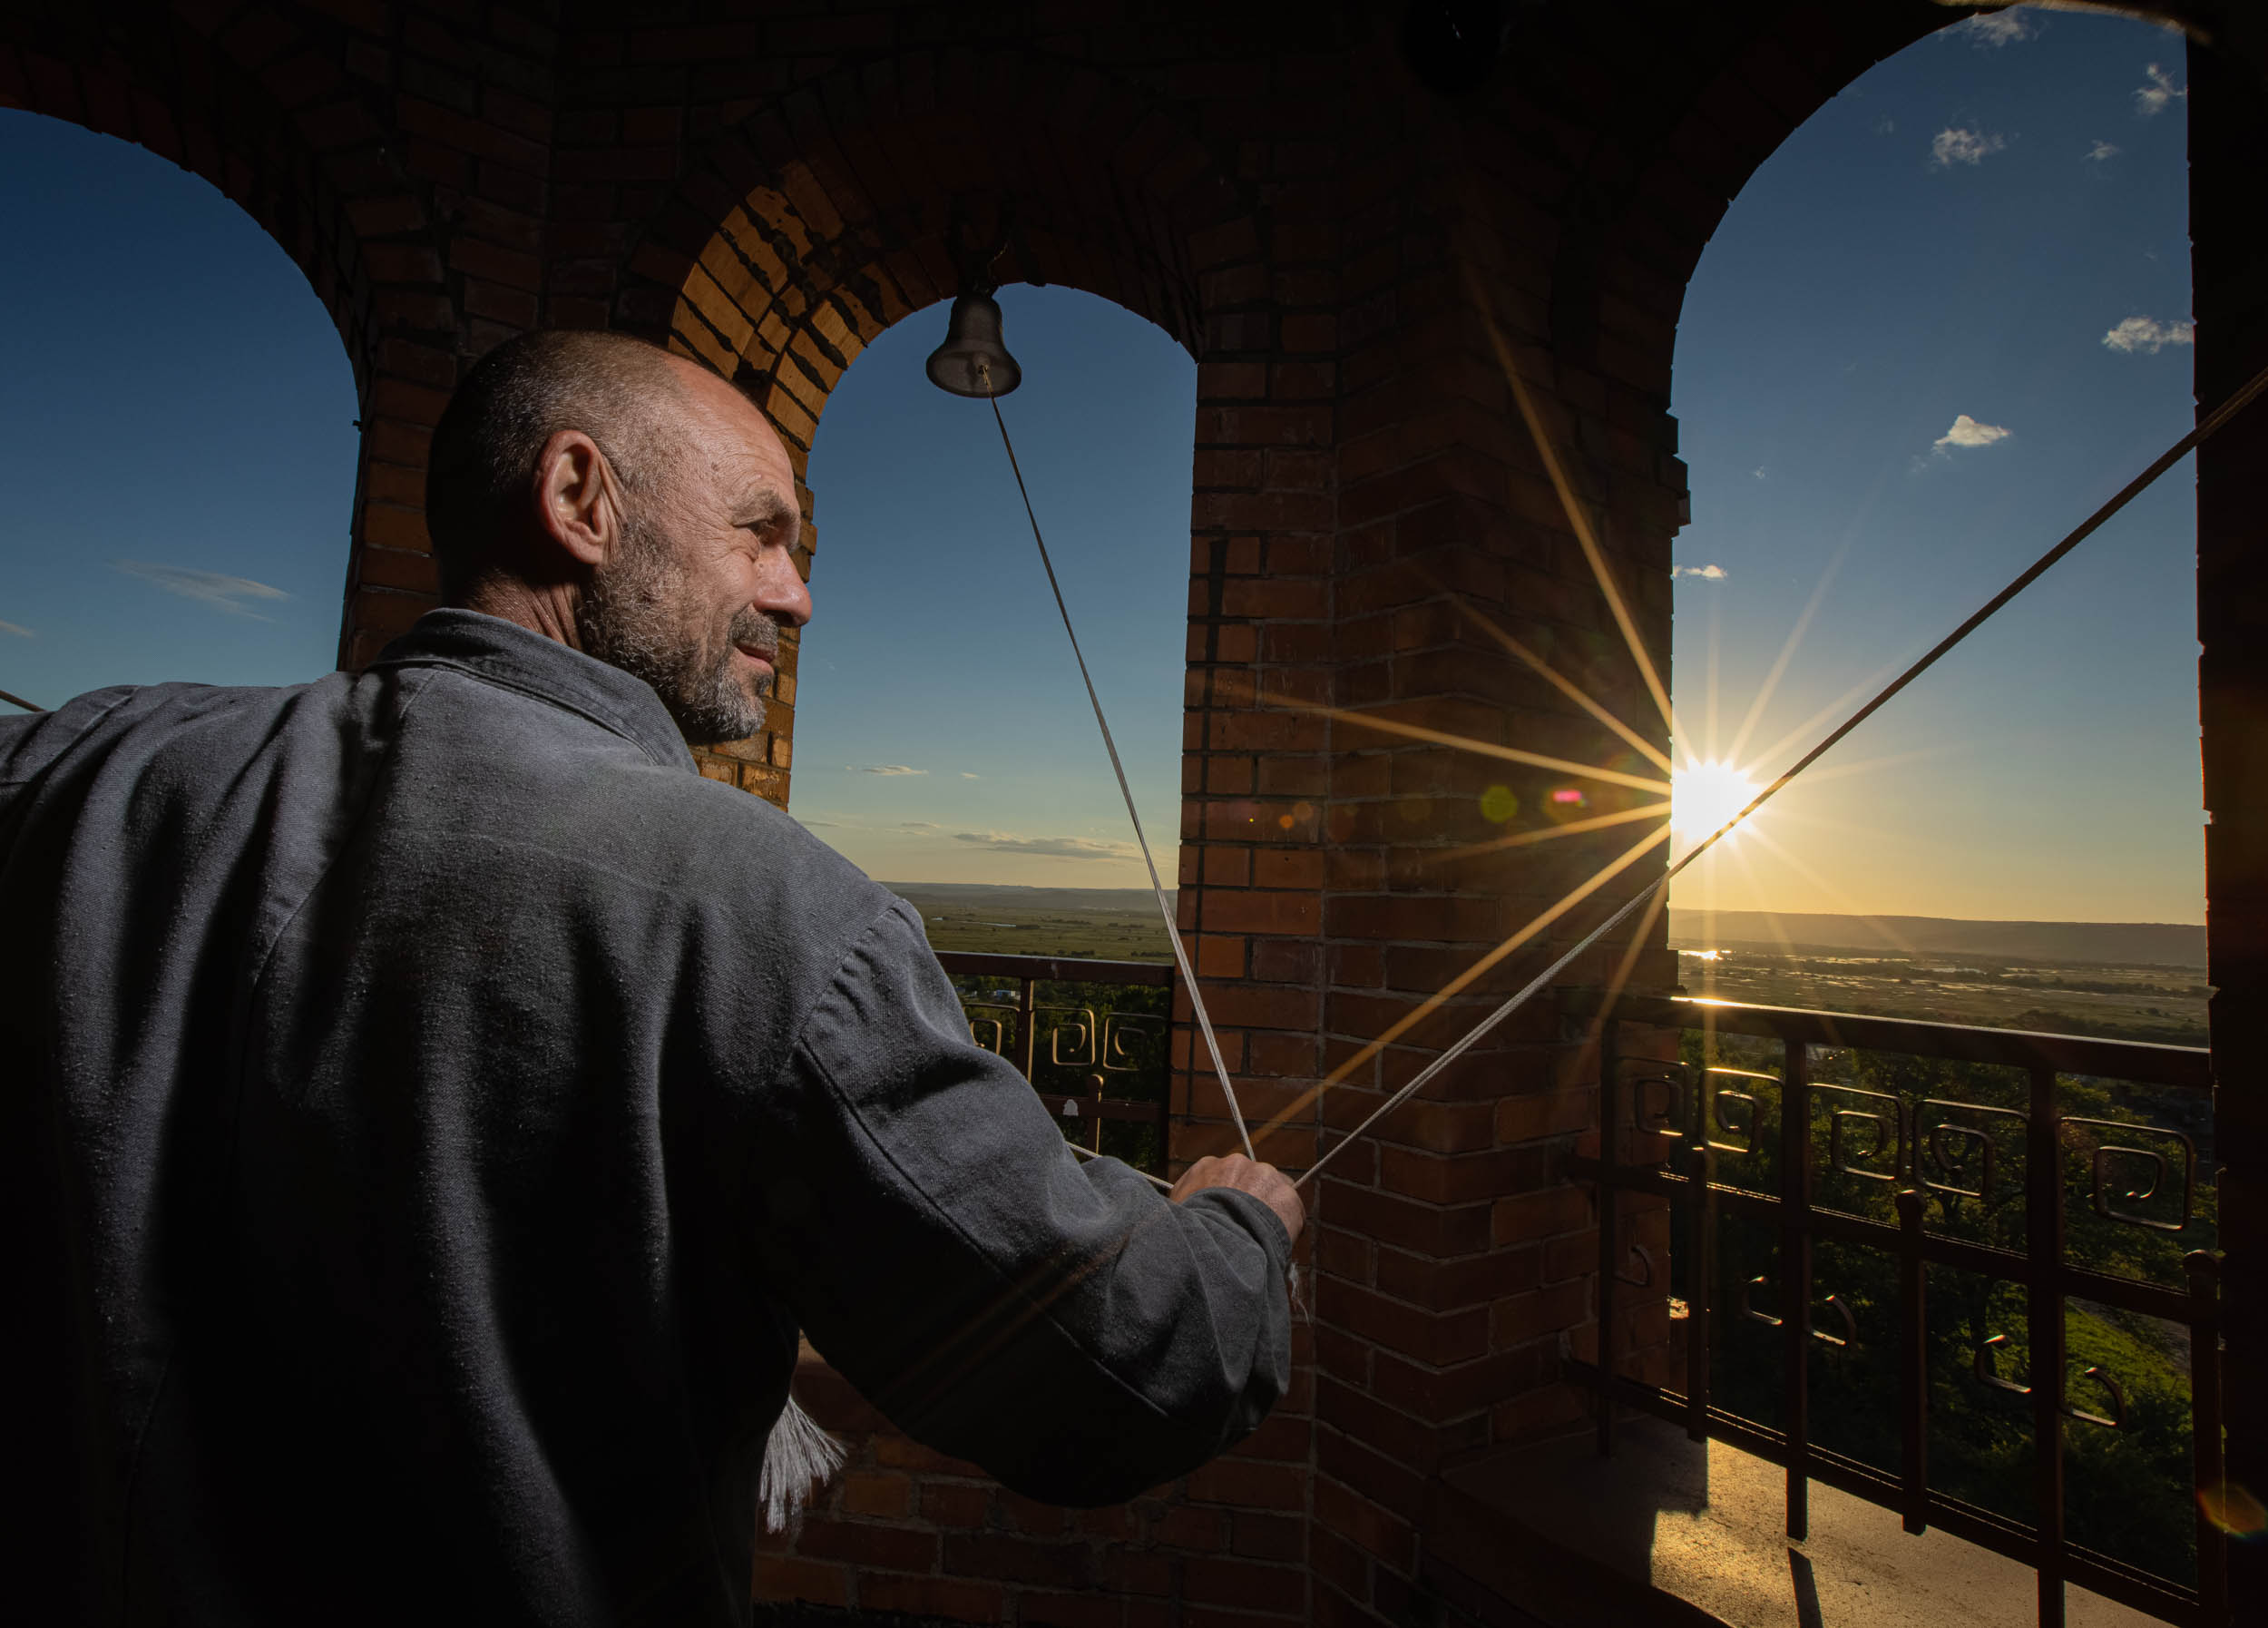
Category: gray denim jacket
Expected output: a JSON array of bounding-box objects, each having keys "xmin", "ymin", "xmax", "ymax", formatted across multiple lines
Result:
[{"xmin": 0, "ymin": 609, "xmax": 1290, "ymax": 1627}]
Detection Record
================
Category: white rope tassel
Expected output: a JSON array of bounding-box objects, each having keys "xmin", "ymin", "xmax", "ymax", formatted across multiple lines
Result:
[
  {"xmin": 758, "ymin": 1388, "xmax": 844, "ymax": 1535},
  {"xmin": 985, "ymin": 387, "xmax": 1257, "ymax": 1163}
]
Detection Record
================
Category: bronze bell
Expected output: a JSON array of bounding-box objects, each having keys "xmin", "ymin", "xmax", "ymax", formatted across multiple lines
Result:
[{"xmin": 924, "ymin": 291, "xmax": 1022, "ymax": 398}]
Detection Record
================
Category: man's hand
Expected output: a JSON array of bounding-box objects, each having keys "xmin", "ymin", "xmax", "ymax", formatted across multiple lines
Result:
[{"xmin": 1168, "ymin": 1154, "xmax": 1305, "ymax": 1249}]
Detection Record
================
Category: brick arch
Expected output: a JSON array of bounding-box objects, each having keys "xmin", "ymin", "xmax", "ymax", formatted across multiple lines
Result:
[
  {"xmin": 613, "ymin": 49, "xmax": 1255, "ymax": 804},
  {"xmin": 628, "ymin": 49, "xmax": 1243, "ymax": 421},
  {"xmin": 0, "ymin": 0, "xmax": 456, "ymax": 671},
  {"xmin": 1547, "ymin": 0, "xmax": 2234, "ymax": 401},
  {"xmin": 1, "ymin": 5, "xmax": 379, "ymax": 387}
]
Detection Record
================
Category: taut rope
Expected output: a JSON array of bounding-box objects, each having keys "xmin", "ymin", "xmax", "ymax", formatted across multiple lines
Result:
[{"xmin": 985, "ymin": 386, "xmax": 1258, "ymax": 1162}]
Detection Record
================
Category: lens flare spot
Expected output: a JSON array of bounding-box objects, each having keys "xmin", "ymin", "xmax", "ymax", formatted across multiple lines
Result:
[
  {"xmin": 1671, "ymin": 759, "xmax": 1762, "ymax": 842},
  {"xmin": 2201, "ymin": 1482, "xmax": 2268, "ymax": 1540},
  {"xmin": 1480, "ymin": 785, "xmax": 1520, "ymax": 823}
]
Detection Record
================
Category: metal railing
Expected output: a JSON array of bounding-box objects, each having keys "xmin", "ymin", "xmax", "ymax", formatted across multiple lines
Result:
[
  {"xmin": 935, "ymin": 950, "xmax": 1174, "ymax": 1177},
  {"xmin": 1559, "ymin": 990, "xmax": 2224, "ymax": 1628}
]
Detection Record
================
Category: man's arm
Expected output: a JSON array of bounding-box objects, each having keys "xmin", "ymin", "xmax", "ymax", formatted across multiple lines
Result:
[{"xmin": 744, "ymin": 900, "xmax": 1295, "ymax": 1506}]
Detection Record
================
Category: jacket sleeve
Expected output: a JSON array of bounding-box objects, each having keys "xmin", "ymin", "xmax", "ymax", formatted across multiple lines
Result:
[{"xmin": 743, "ymin": 899, "xmax": 1292, "ymax": 1506}]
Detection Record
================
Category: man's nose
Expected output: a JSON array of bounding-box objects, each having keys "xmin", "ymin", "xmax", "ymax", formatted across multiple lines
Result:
[{"xmin": 756, "ymin": 544, "xmax": 813, "ymax": 629}]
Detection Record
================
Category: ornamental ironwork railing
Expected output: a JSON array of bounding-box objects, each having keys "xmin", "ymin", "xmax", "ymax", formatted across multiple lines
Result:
[
  {"xmin": 1559, "ymin": 990, "xmax": 2223, "ymax": 1628},
  {"xmin": 935, "ymin": 950, "xmax": 1173, "ymax": 1178}
]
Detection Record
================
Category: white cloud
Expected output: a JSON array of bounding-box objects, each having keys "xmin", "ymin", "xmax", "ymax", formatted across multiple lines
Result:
[
  {"xmin": 1934, "ymin": 415, "xmax": 2013, "ymax": 451},
  {"xmin": 1752, "ymin": 466, "xmax": 1767, "ymax": 480},
  {"xmin": 1931, "ymin": 127, "xmax": 2007, "ymax": 167},
  {"xmin": 1672, "ymin": 564, "xmax": 1728, "ymax": 581},
  {"xmin": 846, "ymin": 764, "xmax": 926, "ymax": 776},
  {"xmin": 2135, "ymin": 63, "xmax": 2185, "ymax": 116},
  {"xmin": 2087, "ymin": 140, "xmax": 2121, "ymax": 161},
  {"xmin": 2103, "ymin": 315, "xmax": 2195, "ymax": 354},
  {"xmin": 1873, "ymin": 115, "xmax": 1896, "ymax": 136},
  {"xmin": 950, "ymin": 830, "xmax": 1138, "ymax": 861},
  {"xmin": 960, "ymin": 772, "xmax": 981, "ymax": 780},
  {"xmin": 0, "ymin": 619, "xmax": 32, "ymax": 637},
  {"xmin": 114, "ymin": 562, "xmax": 289, "ymax": 619},
  {"xmin": 1952, "ymin": 9, "xmax": 2035, "ymax": 47}
]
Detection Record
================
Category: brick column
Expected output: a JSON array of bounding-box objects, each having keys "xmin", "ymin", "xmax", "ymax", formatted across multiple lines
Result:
[
  {"xmin": 1168, "ymin": 135, "xmax": 1342, "ymax": 1624},
  {"xmin": 336, "ymin": 6, "xmax": 554, "ymax": 674},
  {"xmin": 2191, "ymin": 32, "xmax": 2268, "ymax": 1614},
  {"xmin": 1276, "ymin": 176, "xmax": 1682, "ymax": 1620}
]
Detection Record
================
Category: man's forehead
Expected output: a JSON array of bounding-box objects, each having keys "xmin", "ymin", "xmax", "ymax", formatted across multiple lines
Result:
[{"xmin": 667, "ymin": 354, "xmax": 796, "ymax": 491}]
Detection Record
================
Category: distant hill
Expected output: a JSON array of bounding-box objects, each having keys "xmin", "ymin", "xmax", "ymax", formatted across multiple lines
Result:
[
  {"xmin": 883, "ymin": 882, "xmax": 1168, "ymax": 913},
  {"xmin": 1667, "ymin": 910, "xmax": 2205, "ymax": 967},
  {"xmin": 881, "ymin": 888, "xmax": 2207, "ymax": 968}
]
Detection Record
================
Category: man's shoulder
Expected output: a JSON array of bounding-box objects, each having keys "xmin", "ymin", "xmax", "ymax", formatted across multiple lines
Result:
[
  {"xmin": 0, "ymin": 679, "xmax": 327, "ymax": 787},
  {"xmin": 484, "ymin": 725, "xmax": 899, "ymax": 928},
  {"xmin": 652, "ymin": 761, "xmax": 873, "ymax": 877}
]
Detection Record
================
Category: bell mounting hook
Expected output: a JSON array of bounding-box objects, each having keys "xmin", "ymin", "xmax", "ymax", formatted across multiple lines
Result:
[{"xmin": 925, "ymin": 206, "xmax": 1024, "ymax": 398}]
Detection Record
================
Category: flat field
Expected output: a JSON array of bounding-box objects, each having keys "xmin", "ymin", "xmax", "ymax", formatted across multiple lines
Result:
[
  {"xmin": 1674, "ymin": 942, "xmax": 2206, "ymax": 1045},
  {"xmin": 888, "ymin": 885, "xmax": 1173, "ymax": 962},
  {"xmin": 885, "ymin": 885, "xmax": 2209, "ymax": 1046}
]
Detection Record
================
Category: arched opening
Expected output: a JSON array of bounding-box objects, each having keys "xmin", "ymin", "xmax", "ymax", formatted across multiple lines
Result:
[
  {"xmin": 639, "ymin": 54, "xmax": 1278, "ymax": 1178},
  {"xmin": 0, "ymin": 109, "xmax": 360, "ymax": 703},
  {"xmin": 1, "ymin": 7, "xmax": 467, "ymax": 675},
  {"xmin": 1657, "ymin": 5, "xmax": 2209, "ymax": 1601},
  {"xmin": 785, "ymin": 282, "xmax": 1199, "ymax": 1173},
  {"xmin": 792, "ymin": 282, "xmax": 1197, "ymax": 904},
  {"xmin": 1671, "ymin": 9, "xmax": 2204, "ymax": 1022},
  {"xmin": 628, "ymin": 52, "xmax": 1246, "ymax": 821}
]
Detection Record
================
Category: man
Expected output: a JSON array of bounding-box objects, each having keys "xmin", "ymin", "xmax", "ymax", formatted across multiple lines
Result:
[{"xmin": 0, "ymin": 330, "xmax": 1302, "ymax": 1625}]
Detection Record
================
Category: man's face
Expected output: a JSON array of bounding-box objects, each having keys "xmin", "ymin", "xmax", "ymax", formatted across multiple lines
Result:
[{"xmin": 574, "ymin": 365, "xmax": 811, "ymax": 748}]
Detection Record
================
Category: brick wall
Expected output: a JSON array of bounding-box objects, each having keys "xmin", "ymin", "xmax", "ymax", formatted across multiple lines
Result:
[
  {"xmin": 759, "ymin": 1348, "xmax": 1315, "ymax": 1623},
  {"xmin": 9, "ymin": 3, "xmax": 2262, "ymax": 1623},
  {"xmin": 2189, "ymin": 22, "xmax": 2268, "ymax": 1614}
]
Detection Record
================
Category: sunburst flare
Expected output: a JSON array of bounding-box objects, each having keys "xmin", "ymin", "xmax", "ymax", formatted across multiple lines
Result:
[{"xmin": 1670, "ymin": 758, "xmax": 1765, "ymax": 845}]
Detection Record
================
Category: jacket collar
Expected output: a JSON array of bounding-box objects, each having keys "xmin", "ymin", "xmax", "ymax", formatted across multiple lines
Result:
[{"xmin": 372, "ymin": 608, "xmax": 698, "ymax": 772}]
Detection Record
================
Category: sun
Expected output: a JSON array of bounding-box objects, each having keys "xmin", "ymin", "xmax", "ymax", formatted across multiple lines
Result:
[{"xmin": 1671, "ymin": 758, "xmax": 1763, "ymax": 842}]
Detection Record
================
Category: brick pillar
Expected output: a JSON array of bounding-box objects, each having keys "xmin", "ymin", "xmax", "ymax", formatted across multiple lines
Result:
[
  {"xmin": 335, "ymin": 4, "xmax": 554, "ymax": 675},
  {"xmin": 1264, "ymin": 176, "xmax": 1682, "ymax": 1621},
  {"xmin": 341, "ymin": 328, "xmax": 453, "ymax": 671},
  {"xmin": 1169, "ymin": 149, "xmax": 1341, "ymax": 1625},
  {"xmin": 2191, "ymin": 32, "xmax": 2268, "ymax": 1613}
]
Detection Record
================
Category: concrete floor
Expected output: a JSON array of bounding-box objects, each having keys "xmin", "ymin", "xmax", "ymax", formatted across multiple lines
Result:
[{"xmin": 1439, "ymin": 1417, "xmax": 2155, "ymax": 1628}]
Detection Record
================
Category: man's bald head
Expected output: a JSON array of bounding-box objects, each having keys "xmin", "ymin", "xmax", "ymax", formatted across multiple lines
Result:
[
  {"xmin": 425, "ymin": 330, "xmax": 695, "ymax": 603},
  {"xmin": 422, "ymin": 329, "xmax": 811, "ymax": 746}
]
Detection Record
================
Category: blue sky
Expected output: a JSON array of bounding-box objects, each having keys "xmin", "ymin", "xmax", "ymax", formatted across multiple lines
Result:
[
  {"xmin": 0, "ymin": 113, "xmax": 358, "ymax": 699},
  {"xmin": 0, "ymin": 5, "xmax": 2204, "ymax": 921},
  {"xmin": 794, "ymin": 289, "xmax": 1195, "ymax": 885},
  {"xmin": 1667, "ymin": 10, "xmax": 2198, "ymax": 923}
]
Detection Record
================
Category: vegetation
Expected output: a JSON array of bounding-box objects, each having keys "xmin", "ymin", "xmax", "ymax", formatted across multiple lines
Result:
[
  {"xmin": 1678, "ymin": 945, "xmax": 2207, "ymax": 1046},
  {"xmin": 898, "ymin": 893, "xmax": 1173, "ymax": 962},
  {"xmin": 900, "ymin": 894, "xmax": 2209, "ymax": 1047},
  {"xmin": 909, "ymin": 887, "xmax": 2218, "ymax": 1582},
  {"xmin": 943, "ymin": 970, "xmax": 1172, "ymax": 1175},
  {"xmin": 1677, "ymin": 1028, "xmax": 2214, "ymax": 1585}
]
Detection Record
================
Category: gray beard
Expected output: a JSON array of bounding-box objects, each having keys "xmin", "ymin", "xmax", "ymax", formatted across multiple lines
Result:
[{"xmin": 575, "ymin": 518, "xmax": 776, "ymax": 748}]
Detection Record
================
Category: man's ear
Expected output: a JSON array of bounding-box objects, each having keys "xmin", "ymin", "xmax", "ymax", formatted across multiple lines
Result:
[{"xmin": 530, "ymin": 428, "xmax": 623, "ymax": 571}]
